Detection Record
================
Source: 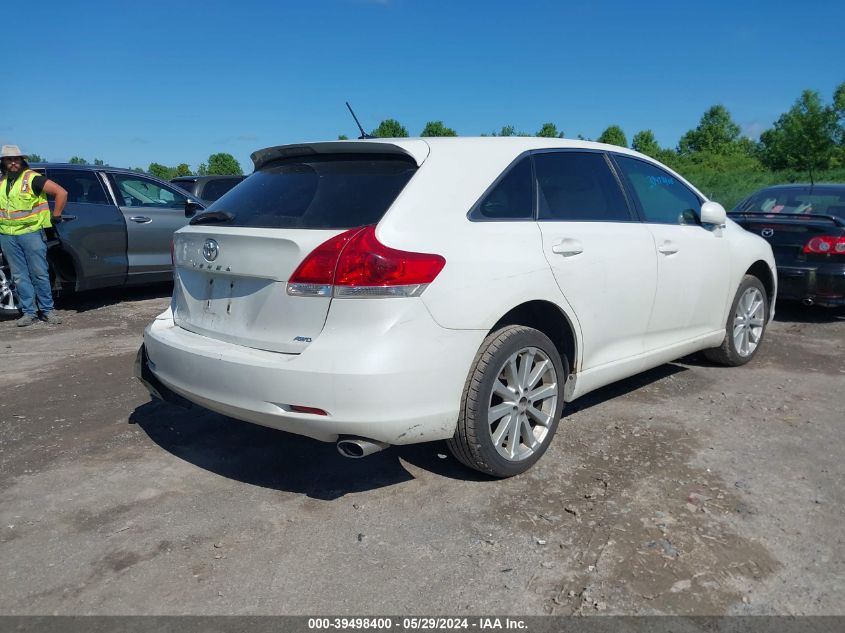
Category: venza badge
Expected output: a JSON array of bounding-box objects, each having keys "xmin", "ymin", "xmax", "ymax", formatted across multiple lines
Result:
[{"xmin": 203, "ymin": 238, "xmax": 220, "ymax": 262}]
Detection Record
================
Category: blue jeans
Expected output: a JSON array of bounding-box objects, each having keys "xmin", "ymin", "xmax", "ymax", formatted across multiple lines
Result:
[{"xmin": 0, "ymin": 230, "xmax": 55, "ymax": 316}]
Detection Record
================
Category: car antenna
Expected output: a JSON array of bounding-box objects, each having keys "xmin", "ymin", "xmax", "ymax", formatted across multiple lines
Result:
[{"xmin": 346, "ymin": 102, "xmax": 374, "ymax": 139}]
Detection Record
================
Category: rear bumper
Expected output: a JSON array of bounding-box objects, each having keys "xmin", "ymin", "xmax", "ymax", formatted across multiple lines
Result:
[
  {"xmin": 138, "ymin": 303, "xmax": 485, "ymax": 445},
  {"xmin": 776, "ymin": 264, "xmax": 845, "ymax": 306}
]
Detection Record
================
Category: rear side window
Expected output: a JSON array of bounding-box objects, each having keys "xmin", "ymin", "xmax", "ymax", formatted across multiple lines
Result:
[
  {"xmin": 47, "ymin": 170, "xmax": 109, "ymax": 205},
  {"xmin": 615, "ymin": 155, "xmax": 702, "ymax": 225},
  {"xmin": 470, "ymin": 156, "xmax": 533, "ymax": 220},
  {"xmin": 209, "ymin": 154, "xmax": 417, "ymax": 229},
  {"xmin": 201, "ymin": 177, "xmax": 242, "ymax": 202},
  {"xmin": 535, "ymin": 152, "xmax": 631, "ymax": 222}
]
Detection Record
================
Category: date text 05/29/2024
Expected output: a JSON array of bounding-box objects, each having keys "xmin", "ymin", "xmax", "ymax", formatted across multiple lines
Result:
[{"xmin": 307, "ymin": 617, "xmax": 528, "ymax": 631}]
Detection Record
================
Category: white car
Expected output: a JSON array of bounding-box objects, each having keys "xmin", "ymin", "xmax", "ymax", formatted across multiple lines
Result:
[{"xmin": 136, "ymin": 137, "xmax": 776, "ymax": 477}]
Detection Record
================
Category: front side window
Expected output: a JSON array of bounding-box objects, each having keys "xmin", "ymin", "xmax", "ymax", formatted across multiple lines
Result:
[
  {"xmin": 112, "ymin": 174, "xmax": 187, "ymax": 209},
  {"xmin": 47, "ymin": 170, "xmax": 109, "ymax": 205},
  {"xmin": 534, "ymin": 152, "xmax": 631, "ymax": 222},
  {"xmin": 470, "ymin": 156, "xmax": 533, "ymax": 221},
  {"xmin": 615, "ymin": 155, "xmax": 701, "ymax": 225}
]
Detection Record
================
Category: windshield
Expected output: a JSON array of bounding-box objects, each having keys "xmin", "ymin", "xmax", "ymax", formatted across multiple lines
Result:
[
  {"xmin": 206, "ymin": 154, "xmax": 418, "ymax": 229},
  {"xmin": 734, "ymin": 187, "xmax": 845, "ymax": 218}
]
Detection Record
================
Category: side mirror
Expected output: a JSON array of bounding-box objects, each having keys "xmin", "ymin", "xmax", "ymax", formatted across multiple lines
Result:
[
  {"xmin": 185, "ymin": 199, "xmax": 202, "ymax": 217},
  {"xmin": 700, "ymin": 201, "xmax": 726, "ymax": 226}
]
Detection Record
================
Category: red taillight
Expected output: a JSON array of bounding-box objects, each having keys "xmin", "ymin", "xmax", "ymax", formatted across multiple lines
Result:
[
  {"xmin": 803, "ymin": 236, "xmax": 845, "ymax": 255},
  {"xmin": 288, "ymin": 227, "xmax": 363, "ymax": 285},
  {"xmin": 335, "ymin": 226, "xmax": 446, "ymax": 287},
  {"xmin": 288, "ymin": 225, "xmax": 445, "ymax": 297}
]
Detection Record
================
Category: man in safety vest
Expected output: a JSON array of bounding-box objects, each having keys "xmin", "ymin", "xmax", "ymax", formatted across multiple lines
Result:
[{"xmin": 0, "ymin": 144, "xmax": 67, "ymax": 326}]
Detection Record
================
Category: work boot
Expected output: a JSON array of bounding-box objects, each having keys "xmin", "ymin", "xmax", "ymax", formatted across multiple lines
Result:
[
  {"xmin": 42, "ymin": 312, "xmax": 62, "ymax": 325},
  {"xmin": 16, "ymin": 314, "xmax": 38, "ymax": 327}
]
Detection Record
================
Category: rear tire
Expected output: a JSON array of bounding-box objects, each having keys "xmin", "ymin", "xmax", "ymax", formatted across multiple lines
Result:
[
  {"xmin": 447, "ymin": 326, "xmax": 566, "ymax": 477},
  {"xmin": 704, "ymin": 274, "xmax": 768, "ymax": 366}
]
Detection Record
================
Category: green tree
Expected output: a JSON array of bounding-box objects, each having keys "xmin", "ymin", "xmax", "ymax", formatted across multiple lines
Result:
[
  {"xmin": 148, "ymin": 163, "xmax": 172, "ymax": 180},
  {"xmin": 206, "ymin": 153, "xmax": 243, "ymax": 175},
  {"xmin": 372, "ymin": 119, "xmax": 409, "ymax": 138},
  {"xmin": 496, "ymin": 125, "xmax": 516, "ymax": 137},
  {"xmin": 632, "ymin": 130, "xmax": 660, "ymax": 157},
  {"xmin": 420, "ymin": 121, "xmax": 457, "ymax": 137},
  {"xmin": 93, "ymin": 158, "xmax": 105, "ymax": 166},
  {"xmin": 833, "ymin": 81, "xmax": 845, "ymax": 147},
  {"xmin": 196, "ymin": 163, "xmax": 208, "ymax": 176},
  {"xmin": 759, "ymin": 90, "xmax": 839, "ymax": 183},
  {"xmin": 536, "ymin": 122, "xmax": 564, "ymax": 138},
  {"xmin": 337, "ymin": 134, "xmax": 349, "ymax": 140},
  {"xmin": 597, "ymin": 125, "xmax": 627, "ymax": 147},
  {"xmin": 678, "ymin": 105, "xmax": 742, "ymax": 155},
  {"xmin": 68, "ymin": 156, "xmax": 87, "ymax": 164},
  {"xmin": 833, "ymin": 81, "xmax": 845, "ymax": 121},
  {"xmin": 27, "ymin": 153, "xmax": 45, "ymax": 163},
  {"xmin": 173, "ymin": 163, "xmax": 192, "ymax": 177}
]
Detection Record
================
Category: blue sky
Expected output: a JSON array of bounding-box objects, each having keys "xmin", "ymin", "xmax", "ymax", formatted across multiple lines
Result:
[{"xmin": 4, "ymin": 0, "xmax": 844, "ymax": 173}]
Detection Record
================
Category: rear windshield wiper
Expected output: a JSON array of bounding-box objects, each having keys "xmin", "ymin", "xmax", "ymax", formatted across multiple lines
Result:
[{"xmin": 190, "ymin": 210, "xmax": 235, "ymax": 225}]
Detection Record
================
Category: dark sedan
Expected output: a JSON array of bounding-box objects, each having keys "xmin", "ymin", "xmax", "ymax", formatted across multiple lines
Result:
[{"xmin": 730, "ymin": 184, "xmax": 845, "ymax": 307}]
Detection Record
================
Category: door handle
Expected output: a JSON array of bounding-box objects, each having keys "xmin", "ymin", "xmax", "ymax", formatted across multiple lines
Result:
[
  {"xmin": 129, "ymin": 216, "xmax": 152, "ymax": 224},
  {"xmin": 59, "ymin": 214, "xmax": 77, "ymax": 222},
  {"xmin": 657, "ymin": 241, "xmax": 679, "ymax": 255},
  {"xmin": 552, "ymin": 239, "xmax": 584, "ymax": 256}
]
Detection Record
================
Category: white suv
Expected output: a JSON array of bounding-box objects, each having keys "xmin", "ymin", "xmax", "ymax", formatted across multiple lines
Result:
[{"xmin": 136, "ymin": 138, "xmax": 776, "ymax": 477}]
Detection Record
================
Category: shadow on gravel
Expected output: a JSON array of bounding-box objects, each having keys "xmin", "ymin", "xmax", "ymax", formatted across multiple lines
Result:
[
  {"xmin": 131, "ymin": 400, "xmax": 487, "ymax": 499},
  {"xmin": 773, "ymin": 300, "xmax": 845, "ymax": 323},
  {"xmin": 57, "ymin": 282, "xmax": 172, "ymax": 313},
  {"xmin": 131, "ymin": 363, "xmax": 690, "ymax": 495}
]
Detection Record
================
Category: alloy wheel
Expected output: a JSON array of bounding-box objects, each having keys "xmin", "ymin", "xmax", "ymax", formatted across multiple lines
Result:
[
  {"xmin": 487, "ymin": 346, "xmax": 559, "ymax": 462},
  {"xmin": 0, "ymin": 263, "xmax": 18, "ymax": 312},
  {"xmin": 732, "ymin": 286, "xmax": 765, "ymax": 357}
]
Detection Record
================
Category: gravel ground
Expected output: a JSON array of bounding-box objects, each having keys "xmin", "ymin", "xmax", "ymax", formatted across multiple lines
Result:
[{"xmin": 0, "ymin": 286, "xmax": 843, "ymax": 615}]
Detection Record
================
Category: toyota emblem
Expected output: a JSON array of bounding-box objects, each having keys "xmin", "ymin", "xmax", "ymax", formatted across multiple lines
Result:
[
  {"xmin": 761, "ymin": 228, "xmax": 774, "ymax": 238},
  {"xmin": 202, "ymin": 238, "xmax": 219, "ymax": 262}
]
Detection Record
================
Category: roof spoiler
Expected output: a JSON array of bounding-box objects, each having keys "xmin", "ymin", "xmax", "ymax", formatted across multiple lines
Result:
[
  {"xmin": 728, "ymin": 211, "xmax": 845, "ymax": 228},
  {"xmin": 251, "ymin": 140, "xmax": 430, "ymax": 171}
]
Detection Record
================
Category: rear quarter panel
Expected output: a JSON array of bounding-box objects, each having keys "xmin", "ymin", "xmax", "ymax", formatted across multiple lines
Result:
[{"xmin": 374, "ymin": 140, "xmax": 584, "ymax": 364}]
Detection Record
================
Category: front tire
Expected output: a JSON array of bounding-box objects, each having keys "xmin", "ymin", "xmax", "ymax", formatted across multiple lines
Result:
[
  {"xmin": 447, "ymin": 326, "xmax": 566, "ymax": 477},
  {"xmin": 704, "ymin": 274, "xmax": 768, "ymax": 366}
]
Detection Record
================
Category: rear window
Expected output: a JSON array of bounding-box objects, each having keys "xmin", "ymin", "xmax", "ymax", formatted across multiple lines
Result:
[
  {"xmin": 207, "ymin": 154, "xmax": 418, "ymax": 229},
  {"xmin": 734, "ymin": 187, "xmax": 845, "ymax": 219},
  {"xmin": 201, "ymin": 177, "xmax": 243, "ymax": 202}
]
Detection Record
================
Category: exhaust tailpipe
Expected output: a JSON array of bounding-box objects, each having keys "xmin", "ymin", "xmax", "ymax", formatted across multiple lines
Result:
[
  {"xmin": 337, "ymin": 437, "xmax": 390, "ymax": 458},
  {"xmin": 803, "ymin": 298, "xmax": 815, "ymax": 306}
]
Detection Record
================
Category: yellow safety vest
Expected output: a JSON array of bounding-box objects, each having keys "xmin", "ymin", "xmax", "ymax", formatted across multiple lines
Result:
[{"xmin": 0, "ymin": 169, "xmax": 52, "ymax": 236}]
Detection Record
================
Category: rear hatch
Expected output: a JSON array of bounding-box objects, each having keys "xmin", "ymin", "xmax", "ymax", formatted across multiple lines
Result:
[{"xmin": 171, "ymin": 142, "xmax": 426, "ymax": 353}]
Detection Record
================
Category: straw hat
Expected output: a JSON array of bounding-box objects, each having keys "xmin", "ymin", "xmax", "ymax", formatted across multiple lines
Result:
[{"xmin": 0, "ymin": 144, "xmax": 26, "ymax": 159}]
